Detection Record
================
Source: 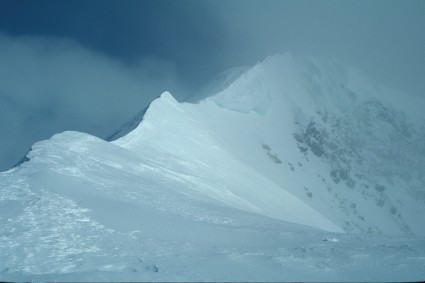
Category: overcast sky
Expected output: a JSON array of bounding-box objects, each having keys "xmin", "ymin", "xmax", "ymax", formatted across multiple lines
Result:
[{"xmin": 0, "ymin": 0, "xmax": 424, "ymax": 171}]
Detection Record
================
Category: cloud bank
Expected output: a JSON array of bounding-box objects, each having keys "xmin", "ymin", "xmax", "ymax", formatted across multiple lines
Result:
[{"xmin": 0, "ymin": 33, "xmax": 186, "ymax": 171}]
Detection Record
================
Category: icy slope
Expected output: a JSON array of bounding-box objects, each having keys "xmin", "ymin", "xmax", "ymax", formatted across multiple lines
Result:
[{"xmin": 113, "ymin": 92, "xmax": 342, "ymax": 233}]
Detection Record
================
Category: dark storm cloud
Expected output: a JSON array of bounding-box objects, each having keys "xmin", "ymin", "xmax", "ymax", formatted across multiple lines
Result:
[
  {"xmin": 0, "ymin": 0, "xmax": 424, "ymax": 171},
  {"xmin": 0, "ymin": 0, "xmax": 223, "ymax": 84},
  {"xmin": 2, "ymin": 0, "xmax": 424, "ymax": 93}
]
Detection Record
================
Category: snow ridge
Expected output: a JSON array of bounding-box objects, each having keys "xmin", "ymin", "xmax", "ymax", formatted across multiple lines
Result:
[{"xmin": 1, "ymin": 53, "xmax": 425, "ymax": 281}]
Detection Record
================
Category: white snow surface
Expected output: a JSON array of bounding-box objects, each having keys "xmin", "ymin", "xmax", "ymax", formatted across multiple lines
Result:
[{"xmin": 1, "ymin": 53, "xmax": 425, "ymax": 281}]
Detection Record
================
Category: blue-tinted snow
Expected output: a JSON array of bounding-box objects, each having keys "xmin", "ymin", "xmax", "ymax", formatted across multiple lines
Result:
[{"xmin": 1, "ymin": 53, "xmax": 425, "ymax": 281}]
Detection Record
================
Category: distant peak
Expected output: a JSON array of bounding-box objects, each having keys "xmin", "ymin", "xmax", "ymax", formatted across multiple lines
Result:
[
  {"xmin": 159, "ymin": 91, "xmax": 175, "ymax": 101},
  {"xmin": 107, "ymin": 91, "xmax": 178, "ymax": 142}
]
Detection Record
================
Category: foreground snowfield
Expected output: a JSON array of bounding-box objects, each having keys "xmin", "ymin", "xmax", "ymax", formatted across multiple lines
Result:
[{"xmin": 1, "ymin": 53, "xmax": 425, "ymax": 281}]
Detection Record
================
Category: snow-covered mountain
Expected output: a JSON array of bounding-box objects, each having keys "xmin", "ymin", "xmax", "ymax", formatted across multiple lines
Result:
[
  {"xmin": 1, "ymin": 53, "xmax": 425, "ymax": 281},
  {"xmin": 188, "ymin": 53, "xmax": 425, "ymax": 236}
]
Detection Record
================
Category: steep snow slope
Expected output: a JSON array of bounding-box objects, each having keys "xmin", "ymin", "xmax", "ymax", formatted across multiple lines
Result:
[
  {"xmin": 1, "ymin": 53, "xmax": 425, "ymax": 281},
  {"xmin": 187, "ymin": 53, "xmax": 425, "ymax": 236},
  {"xmin": 113, "ymin": 92, "xmax": 342, "ymax": 233}
]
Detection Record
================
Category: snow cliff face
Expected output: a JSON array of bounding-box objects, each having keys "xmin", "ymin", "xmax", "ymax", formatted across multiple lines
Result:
[{"xmin": 1, "ymin": 53, "xmax": 425, "ymax": 281}]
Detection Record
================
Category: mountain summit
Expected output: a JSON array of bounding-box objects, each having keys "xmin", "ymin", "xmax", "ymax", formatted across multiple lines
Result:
[{"xmin": 1, "ymin": 53, "xmax": 425, "ymax": 281}]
